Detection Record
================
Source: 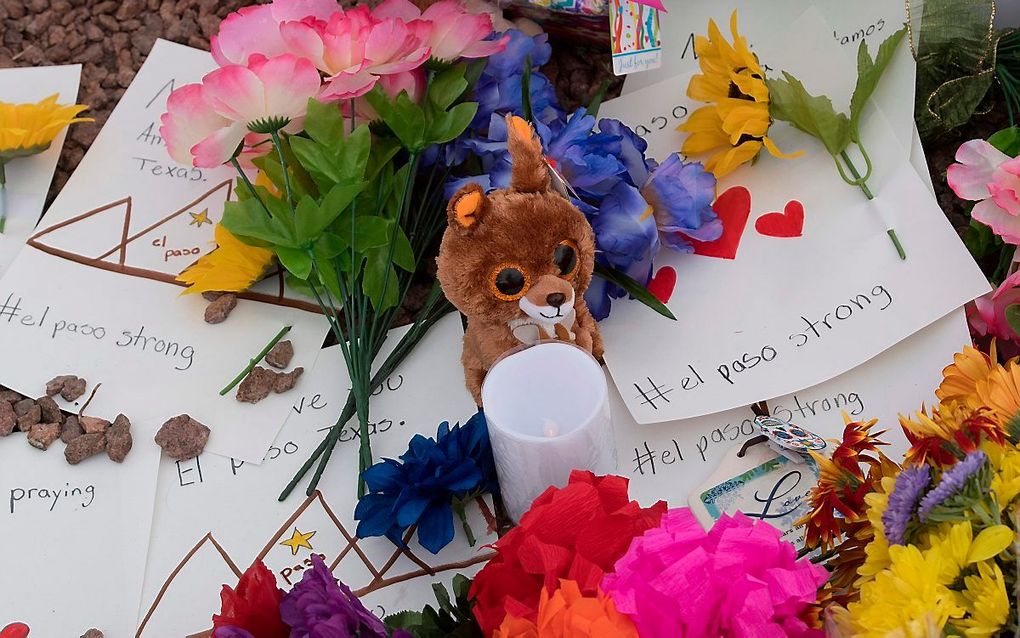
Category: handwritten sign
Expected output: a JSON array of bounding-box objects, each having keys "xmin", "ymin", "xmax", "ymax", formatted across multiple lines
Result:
[
  {"xmin": 136, "ymin": 314, "xmax": 492, "ymax": 636},
  {"xmin": 0, "ymin": 40, "xmax": 327, "ymax": 462},
  {"xmin": 0, "ymin": 65, "xmax": 83, "ymax": 274}
]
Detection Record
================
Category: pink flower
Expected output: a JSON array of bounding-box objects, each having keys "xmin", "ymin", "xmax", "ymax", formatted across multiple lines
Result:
[
  {"xmin": 341, "ymin": 69, "xmax": 426, "ymax": 122},
  {"xmin": 161, "ymin": 54, "xmax": 321, "ymax": 168},
  {"xmin": 373, "ymin": 0, "xmax": 509, "ymax": 62},
  {"xmin": 601, "ymin": 509, "xmax": 827, "ymax": 638},
  {"xmin": 969, "ymin": 269, "xmax": 1020, "ymax": 342},
  {"xmin": 281, "ymin": 6, "xmax": 430, "ymax": 101},
  {"xmin": 211, "ymin": 0, "xmax": 340, "ymax": 66},
  {"xmin": 948, "ymin": 139, "xmax": 1020, "ymax": 244}
]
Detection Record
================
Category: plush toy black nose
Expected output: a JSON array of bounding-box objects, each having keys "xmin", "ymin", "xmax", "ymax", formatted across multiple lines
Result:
[{"xmin": 546, "ymin": 292, "xmax": 566, "ymax": 307}]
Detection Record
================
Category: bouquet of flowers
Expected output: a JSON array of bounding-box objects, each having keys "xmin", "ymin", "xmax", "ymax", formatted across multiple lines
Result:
[{"xmin": 800, "ymin": 344, "xmax": 1020, "ymax": 636}]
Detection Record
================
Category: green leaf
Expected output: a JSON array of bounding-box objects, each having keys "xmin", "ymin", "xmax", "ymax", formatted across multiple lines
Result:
[
  {"xmin": 314, "ymin": 232, "xmax": 349, "ymax": 259},
  {"xmin": 1006, "ymin": 303, "xmax": 1020, "ymax": 336},
  {"xmin": 365, "ymin": 87, "xmax": 425, "ymax": 150},
  {"xmin": 296, "ymin": 182, "xmax": 367, "ymax": 244},
  {"xmin": 432, "ymin": 582, "xmax": 453, "ymax": 612},
  {"xmin": 391, "ymin": 225, "xmax": 415, "ymax": 272},
  {"xmin": 221, "ymin": 198, "xmax": 295, "ymax": 247},
  {"xmin": 521, "ymin": 55, "xmax": 534, "ymax": 122},
  {"xmin": 849, "ymin": 28, "xmax": 906, "ymax": 136},
  {"xmin": 313, "ymin": 254, "xmax": 344, "ymax": 300},
  {"xmin": 341, "ymin": 125, "xmax": 372, "ymax": 182},
  {"xmin": 385, "ymin": 611, "xmax": 424, "ymax": 630},
  {"xmin": 766, "ymin": 72, "xmax": 852, "ymax": 156},
  {"xmin": 275, "ymin": 246, "xmax": 312, "ymax": 280},
  {"xmin": 428, "ymin": 65, "xmax": 468, "ymax": 111},
  {"xmin": 594, "ymin": 263, "xmax": 676, "ymax": 320},
  {"xmin": 963, "ymin": 218, "xmax": 999, "ymax": 260},
  {"xmin": 586, "ymin": 79, "xmax": 611, "ymax": 119},
  {"xmin": 989, "ymin": 127, "xmax": 1020, "ymax": 157},
  {"xmin": 289, "ymin": 136, "xmax": 341, "ymax": 192},
  {"xmin": 363, "ymin": 247, "xmax": 400, "ymax": 310},
  {"xmin": 427, "ymin": 102, "xmax": 478, "ymax": 145},
  {"xmin": 352, "ymin": 216, "xmax": 392, "ymax": 252},
  {"xmin": 304, "ymin": 98, "xmax": 345, "ymax": 145}
]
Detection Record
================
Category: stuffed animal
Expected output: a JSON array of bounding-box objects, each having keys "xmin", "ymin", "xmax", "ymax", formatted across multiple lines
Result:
[{"xmin": 437, "ymin": 115, "xmax": 603, "ymax": 405}]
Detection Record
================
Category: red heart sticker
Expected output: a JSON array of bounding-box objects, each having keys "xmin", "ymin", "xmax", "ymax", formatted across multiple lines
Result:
[
  {"xmin": 755, "ymin": 200, "xmax": 804, "ymax": 238},
  {"xmin": 1, "ymin": 623, "xmax": 30, "ymax": 638},
  {"xmin": 646, "ymin": 266, "xmax": 676, "ymax": 304},
  {"xmin": 679, "ymin": 186, "xmax": 751, "ymax": 260}
]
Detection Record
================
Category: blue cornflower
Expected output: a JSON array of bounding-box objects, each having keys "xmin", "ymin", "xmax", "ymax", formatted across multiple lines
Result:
[
  {"xmin": 881, "ymin": 464, "xmax": 930, "ymax": 545},
  {"xmin": 354, "ymin": 411, "xmax": 497, "ymax": 554},
  {"xmin": 918, "ymin": 451, "xmax": 987, "ymax": 522}
]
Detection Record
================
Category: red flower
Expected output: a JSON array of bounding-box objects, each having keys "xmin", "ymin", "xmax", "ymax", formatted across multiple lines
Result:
[
  {"xmin": 470, "ymin": 471, "xmax": 666, "ymax": 636},
  {"xmin": 212, "ymin": 561, "xmax": 288, "ymax": 638}
]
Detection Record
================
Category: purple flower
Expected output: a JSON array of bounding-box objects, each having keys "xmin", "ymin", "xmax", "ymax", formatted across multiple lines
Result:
[
  {"xmin": 881, "ymin": 464, "xmax": 930, "ymax": 545},
  {"xmin": 473, "ymin": 30, "xmax": 562, "ymax": 128},
  {"xmin": 918, "ymin": 451, "xmax": 987, "ymax": 522},
  {"xmin": 280, "ymin": 555, "xmax": 407, "ymax": 638},
  {"xmin": 212, "ymin": 629, "xmax": 255, "ymax": 638},
  {"xmin": 641, "ymin": 154, "xmax": 722, "ymax": 251}
]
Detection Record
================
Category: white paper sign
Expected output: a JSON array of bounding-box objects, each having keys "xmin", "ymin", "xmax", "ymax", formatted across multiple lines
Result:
[
  {"xmin": 0, "ymin": 65, "xmax": 83, "ymax": 274},
  {"xmin": 616, "ymin": 308, "xmax": 970, "ymax": 507},
  {"xmin": 0, "ymin": 423, "xmax": 161, "ymax": 637},
  {"xmin": 136, "ymin": 314, "xmax": 493, "ymax": 636},
  {"xmin": 0, "ymin": 40, "xmax": 328, "ymax": 462}
]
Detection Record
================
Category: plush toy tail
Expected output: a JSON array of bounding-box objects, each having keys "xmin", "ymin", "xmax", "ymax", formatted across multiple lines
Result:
[{"xmin": 506, "ymin": 114, "xmax": 550, "ymax": 193}]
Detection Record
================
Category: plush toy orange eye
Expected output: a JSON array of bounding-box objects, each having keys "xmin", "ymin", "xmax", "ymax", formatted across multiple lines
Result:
[
  {"xmin": 553, "ymin": 240, "xmax": 578, "ymax": 279},
  {"xmin": 489, "ymin": 263, "xmax": 531, "ymax": 301}
]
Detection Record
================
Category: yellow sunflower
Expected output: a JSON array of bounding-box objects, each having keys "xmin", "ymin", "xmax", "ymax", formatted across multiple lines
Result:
[
  {"xmin": 176, "ymin": 223, "xmax": 275, "ymax": 295},
  {"xmin": 0, "ymin": 94, "xmax": 91, "ymax": 161},
  {"xmin": 678, "ymin": 11, "xmax": 800, "ymax": 178}
]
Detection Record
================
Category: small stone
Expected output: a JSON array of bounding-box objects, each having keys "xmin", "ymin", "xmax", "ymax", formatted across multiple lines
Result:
[
  {"xmin": 13, "ymin": 398, "xmax": 35, "ymax": 417},
  {"xmin": 201, "ymin": 291, "xmax": 224, "ymax": 301},
  {"xmin": 0, "ymin": 389, "xmax": 23, "ymax": 403},
  {"xmin": 106, "ymin": 414, "xmax": 133, "ymax": 463},
  {"xmin": 61, "ymin": 415, "xmax": 83, "ymax": 444},
  {"xmin": 204, "ymin": 293, "xmax": 238, "ymax": 324},
  {"xmin": 46, "ymin": 374, "xmax": 76, "ymax": 396},
  {"xmin": 81, "ymin": 630, "xmax": 103, "ymax": 638},
  {"xmin": 154, "ymin": 415, "xmax": 210, "ymax": 460},
  {"xmin": 65, "ymin": 433, "xmax": 107, "ymax": 465},
  {"xmin": 27, "ymin": 423, "xmax": 61, "ymax": 450},
  {"xmin": 0, "ymin": 401, "xmax": 16, "ymax": 436},
  {"xmin": 16, "ymin": 405, "xmax": 41, "ymax": 431},
  {"xmin": 61, "ymin": 377, "xmax": 88, "ymax": 402},
  {"xmin": 273, "ymin": 367, "xmax": 304, "ymax": 394},
  {"xmin": 236, "ymin": 366, "xmax": 276, "ymax": 404},
  {"xmin": 80, "ymin": 416, "xmax": 111, "ymax": 435},
  {"xmin": 265, "ymin": 340, "xmax": 294, "ymax": 369},
  {"xmin": 36, "ymin": 396, "xmax": 62, "ymax": 424}
]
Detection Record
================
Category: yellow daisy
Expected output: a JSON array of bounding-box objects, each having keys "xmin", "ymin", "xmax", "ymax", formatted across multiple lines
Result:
[
  {"xmin": 176, "ymin": 223, "xmax": 275, "ymax": 295},
  {"xmin": 951, "ymin": 561, "xmax": 1010, "ymax": 638},
  {"xmin": 678, "ymin": 11, "xmax": 800, "ymax": 178},
  {"xmin": 856, "ymin": 476, "xmax": 894, "ymax": 584},
  {"xmin": 985, "ymin": 442, "xmax": 1020, "ymax": 508},
  {"xmin": 0, "ymin": 94, "xmax": 91, "ymax": 160}
]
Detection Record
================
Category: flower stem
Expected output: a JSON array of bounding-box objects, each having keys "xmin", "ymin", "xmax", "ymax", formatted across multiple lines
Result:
[
  {"xmin": 219, "ymin": 325, "xmax": 292, "ymax": 396},
  {"xmin": 0, "ymin": 161, "xmax": 7, "ymax": 234},
  {"xmin": 269, "ymin": 131, "xmax": 294, "ymax": 208},
  {"xmin": 839, "ymin": 149, "xmax": 906, "ymax": 260}
]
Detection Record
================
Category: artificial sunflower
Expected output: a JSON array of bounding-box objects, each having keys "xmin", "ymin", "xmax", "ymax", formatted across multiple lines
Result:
[
  {"xmin": 0, "ymin": 94, "xmax": 91, "ymax": 162},
  {"xmin": 176, "ymin": 223, "xmax": 275, "ymax": 295},
  {"xmin": 678, "ymin": 12, "xmax": 799, "ymax": 178}
]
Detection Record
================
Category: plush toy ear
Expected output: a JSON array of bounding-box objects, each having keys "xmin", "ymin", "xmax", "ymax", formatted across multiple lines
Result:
[
  {"xmin": 447, "ymin": 183, "xmax": 490, "ymax": 231},
  {"xmin": 506, "ymin": 114, "xmax": 550, "ymax": 193}
]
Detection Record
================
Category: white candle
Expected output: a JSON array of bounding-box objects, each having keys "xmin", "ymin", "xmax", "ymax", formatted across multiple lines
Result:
[{"xmin": 481, "ymin": 341, "xmax": 617, "ymax": 522}]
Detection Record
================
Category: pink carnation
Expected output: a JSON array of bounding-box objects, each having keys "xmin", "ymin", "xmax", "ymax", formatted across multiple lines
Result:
[
  {"xmin": 948, "ymin": 139, "xmax": 1020, "ymax": 244},
  {"xmin": 601, "ymin": 509, "xmax": 827, "ymax": 638}
]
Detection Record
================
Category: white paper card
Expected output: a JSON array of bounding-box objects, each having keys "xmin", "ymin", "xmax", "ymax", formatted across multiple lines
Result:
[
  {"xmin": 0, "ymin": 65, "xmax": 83, "ymax": 274},
  {"xmin": 136, "ymin": 313, "xmax": 492, "ymax": 636},
  {"xmin": 0, "ymin": 41, "xmax": 328, "ymax": 462}
]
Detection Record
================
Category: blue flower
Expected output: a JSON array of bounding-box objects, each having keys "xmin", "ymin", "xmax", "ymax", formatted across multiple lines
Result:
[
  {"xmin": 641, "ymin": 154, "xmax": 721, "ymax": 251},
  {"xmin": 881, "ymin": 464, "xmax": 930, "ymax": 545},
  {"xmin": 596, "ymin": 118, "xmax": 657, "ymax": 186},
  {"xmin": 354, "ymin": 411, "xmax": 497, "ymax": 554},
  {"xmin": 473, "ymin": 30, "xmax": 562, "ymax": 129}
]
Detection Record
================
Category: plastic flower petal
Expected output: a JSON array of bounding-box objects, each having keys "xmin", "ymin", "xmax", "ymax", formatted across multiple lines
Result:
[
  {"xmin": 211, "ymin": 561, "xmax": 288, "ymax": 638},
  {"xmin": 947, "ymin": 139, "xmax": 1011, "ymax": 201},
  {"xmin": 210, "ymin": 0, "xmax": 340, "ymax": 66},
  {"xmin": 375, "ymin": 0, "xmax": 508, "ymax": 62},
  {"xmin": 949, "ymin": 138, "xmax": 1020, "ymax": 244},
  {"xmin": 0, "ymin": 94, "xmax": 91, "ymax": 161},
  {"xmin": 494, "ymin": 580, "xmax": 639, "ymax": 638},
  {"xmin": 177, "ymin": 223, "xmax": 276, "ymax": 295},
  {"xmin": 641, "ymin": 153, "xmax": 721, "ymax": 250}
]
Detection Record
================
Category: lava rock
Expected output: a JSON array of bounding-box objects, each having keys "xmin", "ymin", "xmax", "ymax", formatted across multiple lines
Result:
[
  {"xmin": 265, "ymin": 340, "xmax": 294, "ymax": 369},
  {"xmin": 16, "ymin": 404, "xmax": 41, "ymax": 431},
  {"xmin": 274, "ymin": 367, "xmax": 304, "ymax": 394},
  {"xmin": 61, "ymin": 414, "xmax": 83, "ymax": 444},
  {"xmin": 81, "ymin": 630, "xmax": 104, "ymax": 638},
  {"xmin": 80, "ymin": 416, "xmax": 110, "ymax": 435},
  {"xmin": 13, "ymin": 398, "xmax": 35, "ymax": 417},
  {"xmin": 105, "ymin": 414, "xmax": 132, "ymax": 463},
  {"xmin": 65, "ymin": 433, "xmax": 107, "ymax": 465},
  {"xmin": 204, "ymin": 293, "xmax": 237, "ymax": 324},
  {"xmin": 154, "ymin": 414, "xmax": 210, "ymax": 460},
  {"xmin": 0, "ymin": 401, "xmax": 16, "ymax": 436},
  {"xmin": 27, "ymin": 422, "xmax": 61, "ymax": 450},
  {"xmin": 61, "ymin": 377, "xmax": 88, "ymax": 402},
  {"xmin": 236, "ymin": 366, "xmax": 276, "ymax": 404},
  {"xmin": 0, "ymin": 388, "xmax": 23, "ymax": 403},
  {"xmin": 45, "ymin": 374, "xmax": 76, "ymax": 396},
  {"xmin": 36, "ymin": 396, "xmax": 62, "ymax": 424}
]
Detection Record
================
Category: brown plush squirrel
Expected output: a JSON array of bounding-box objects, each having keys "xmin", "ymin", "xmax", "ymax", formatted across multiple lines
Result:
[{"xmin": 437, "ymin": 115, "xmax": 603, "ymax": 405}]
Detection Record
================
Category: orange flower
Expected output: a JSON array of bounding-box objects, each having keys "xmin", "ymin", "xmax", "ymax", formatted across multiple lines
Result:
[
  {"xmin": 900, "ymin": 402, "xmax": 1004, "ymax": 467},
  {"xmin": 494, "ymin": 580, "xmax": 638, "ymax": 638}
]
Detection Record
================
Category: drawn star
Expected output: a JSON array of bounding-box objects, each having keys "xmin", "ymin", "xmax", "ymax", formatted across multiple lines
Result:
[
  {"xmin": 189, "ymin": 209, "xmax": 212, "ymax": 227},
  {"xmin": 279, "ymin": 527, "xmax": 316, "ymax": 555}
]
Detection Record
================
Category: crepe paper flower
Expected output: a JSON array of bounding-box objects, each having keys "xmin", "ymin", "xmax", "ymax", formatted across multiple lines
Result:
[
  {"xmin": 211, "ymin": 561, "xmax": 288, "ymax": 638},
  {"xmin": 210, "ymin": 0, "xmax": 341, "ymax": 67},
  {"xmin": 0, "ymin": 95, "xmax": 92, "ymax": 232},
  {"xmin": 602, "ymin": 509, "xmax": 827, "ymax": 638},
  {"xmin": 678, "ymin": 12, "xmax": 799, "ymax": 178},
  {"xmin": 281, "ymin": 6, "xmax": 431, "ymax": 102},
  {"xmin": 900, "ymin": 403, "xmax": 1003, "ymax": 468},
  {"xmin": 469, "ymin": 471, "xmax": 666, "ymax": 636},
  {"xmin": 494, "ymin": 580, "xmax": 639, "ymax": 638},
  {"xmin": 161, "ymin": 54, "xmax": 320, "ymax": 168},
  {"xmin": 177, "ymin": 223, "xmax": 276, "ymax": 295},
  {"xmin": 954, "ymin": 561, "xmax": 1009, "ymax": 637},
  {"xmin": 948, "ymin": 138, "xmax": 1020, "ymax": 244},
  {"xmin": 881, "ymin": 464, "xmax": 930, "ymax": 546},
  {"xmin": 280, "ymin": 554, "xmax": 410, "ymax": 638},
  {"xmin": 214, "ymin": 629, "xmax": 256, "ymax": 638},
  {"xmin": 639, "ymin": 153, "xmax": 722, "ymax": 251},
  {"xmin": 918, "ymin": 451, "xmax": 988, "ymax": 522},
  {"xmin": 355, "ymin": 410, "xmax": 497, "ymax": 554},
  {"xmin": 373, "ymin": 0, "xmax": 509, "ymax": 63}
]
